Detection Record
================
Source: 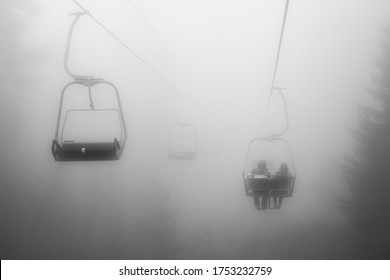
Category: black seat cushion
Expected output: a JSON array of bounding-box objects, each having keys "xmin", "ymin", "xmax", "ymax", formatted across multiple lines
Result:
[
  {"xmin": 52, "ymin": 139, "xmax": 121, "ymax": 161},
  {"xmin": 245, "ymin": 176, "xmax": 293, "ymax": 197},
  {"xmin": 246, "ymin": 177, "xmax": 271, "ymax": 196}
]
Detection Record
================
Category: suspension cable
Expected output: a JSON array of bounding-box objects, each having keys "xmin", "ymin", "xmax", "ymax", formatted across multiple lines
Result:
[
  {"xmin": 69, "ymin": 0, "xmax": 230, "ymax": 124},
  {"xmin": 208, "ymin": 0, "xmax": 235, "ymax": 82},
  {"xmin": 127, "ymin": 0, "xmax": 225, "ymax": 121},
  {"xmin": 72, "ymin": 0, "xmax": 185, "ymax": 95},
  {"xmin": 266, "ymin": 0, "xmax": 290, "ymax": 111},
  {"xmin": 126, "ymin": 0, "xmax": 195, "ymax": 83}
]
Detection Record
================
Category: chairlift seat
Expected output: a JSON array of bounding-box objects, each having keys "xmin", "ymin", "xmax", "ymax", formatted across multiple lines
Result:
[
  {"xmin": 52, "ymin": 139, "xmax": 122, "ymax": 161},
  {"xmin": 245, "ymin": 176, "xmax": 271, "ymax": 196},
  {"xmin": 244, "ymin": 174, "xmax": 294, "ymax": 197},
  {"xmin": 270, "ymin": 175, "xmax": 293, "ymax": 196}
]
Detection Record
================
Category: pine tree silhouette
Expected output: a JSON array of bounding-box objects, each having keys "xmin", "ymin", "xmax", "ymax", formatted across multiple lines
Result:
[{"xmin": 339, "ymin": 25, "xmax": 390, "ymax": 259}]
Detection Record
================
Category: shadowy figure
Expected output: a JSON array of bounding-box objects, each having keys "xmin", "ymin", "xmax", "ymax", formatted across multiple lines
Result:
[
  {"xmin": 251, "ymin": 160, "xmax": 271, "ymax": 210},
  {"xmin": 273, "ymin": 162, "xmax": 289, "ymax": 209}
]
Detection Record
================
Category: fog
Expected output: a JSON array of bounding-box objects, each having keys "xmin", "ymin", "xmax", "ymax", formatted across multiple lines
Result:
[{"xmin": 1, "ymin": 0, "xmax": 389, "ymax": 259}]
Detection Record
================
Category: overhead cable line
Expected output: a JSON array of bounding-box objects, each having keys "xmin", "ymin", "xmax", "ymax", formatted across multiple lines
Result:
[
  {"xmin": 71, "ymin": 0, "xmax": 222, "ymax": 123},
  {"xmin": 208, "ymin": 0, "xmax": 235, "ymax": 82},
  {"xmin": 266, "ymin": 0, "xmax": 290, "ymax": 111},
  {"xmin": 125, "ymin": 0, "xmax": 224, "ymax": 119},
  {"xmin": 126, "ymin": 0, "xmax": 194, "ymax": 83},
  {"xmin": 72, "ymin": 0, "xmax": 185, "ymax": 96}
]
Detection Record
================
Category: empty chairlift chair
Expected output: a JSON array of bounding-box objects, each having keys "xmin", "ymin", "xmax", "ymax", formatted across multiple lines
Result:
[
  {"xmin": 167, "ymin": 123, "xmax": 199, "ymax": 160},
  {"xmin": 51, "ymin": 11, "xmax": 127, "ymax": 161},
  {"xmin": 52, "ymin": 80, "xmax": 127, "ymax": 161}
]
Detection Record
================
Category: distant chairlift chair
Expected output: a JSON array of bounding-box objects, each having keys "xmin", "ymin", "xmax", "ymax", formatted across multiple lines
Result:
[{"xmin": 167, "ymin": 123, "xmax": 199, "ymax": 160}]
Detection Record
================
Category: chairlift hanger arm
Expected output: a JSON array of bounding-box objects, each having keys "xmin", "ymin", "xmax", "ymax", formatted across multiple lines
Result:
[
  {"xmin": 266, "ymin": 0, "xmax": 290, "ymax": 108},
  {"xmin": 64, "ymin": 11, "xmax": 95, "ymax": 80},
  {"xmin": 263, "ymin": 0, "xmax": 290, "ymax": 138},
  {"xmin": 269, "ymin": 87, "xmax": 289, "ymax": 137}
]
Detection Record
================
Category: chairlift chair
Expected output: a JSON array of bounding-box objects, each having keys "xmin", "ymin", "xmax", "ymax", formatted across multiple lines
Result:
[
  {"xmin": 167, "ymin": 123, "xmax": 198, "ymax": 160},
  {"xmin": 243, "ymin": 88, "xmax": 295, "ymax": 209},
  {"xmin": 243, "ymin": 137, "xmax": 296, "ymax": 210},
  {"xmin": 52, "ymin": 11, "xmax": 127, "ymax": 161},
  {"xmin": 242, "ymin": 0, "xmax": 292, "ymax": 210},
  {"xmin": 52, "ymin": 80, "xmax": 127, "ymax": 161}
]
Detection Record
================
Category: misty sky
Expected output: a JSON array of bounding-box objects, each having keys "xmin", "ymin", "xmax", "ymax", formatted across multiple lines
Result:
[{"xmin": 2, "ymin": 0, "xmax": 390, "ymax": 259}]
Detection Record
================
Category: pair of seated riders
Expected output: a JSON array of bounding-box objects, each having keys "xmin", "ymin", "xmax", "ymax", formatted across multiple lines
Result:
[{"xmin": 250, "ymin": 160, "xmax": 290, "ymax": 210}]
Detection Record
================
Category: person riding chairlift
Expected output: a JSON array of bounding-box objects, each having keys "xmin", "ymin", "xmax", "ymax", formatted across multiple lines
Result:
[
  {"xmin": 251, "ymin": 160, "xmax": 270, "ymax": 210},
  {"xmin": 273, "ymin": 162, "xmax": 289, "ymax": 209}
]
